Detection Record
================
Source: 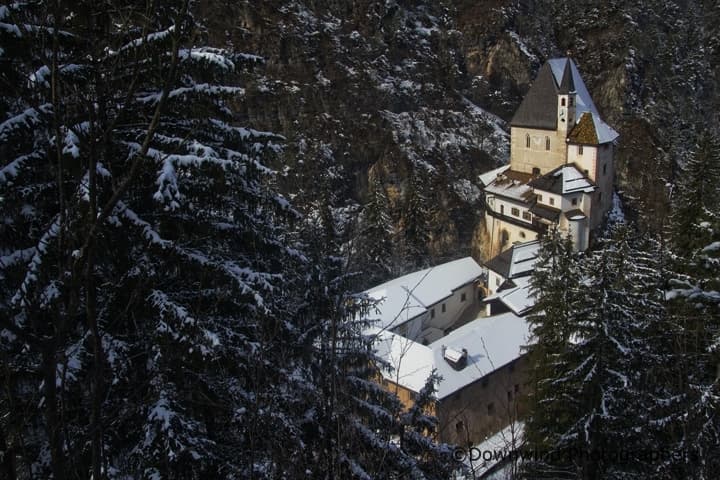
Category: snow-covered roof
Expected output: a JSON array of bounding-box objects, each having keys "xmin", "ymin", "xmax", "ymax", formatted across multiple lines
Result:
[
  {"xmin": 479, "ymin": 165, "xmax": 510, "ymax": 187},
  {"xmin": 364, "ymin": 257, "xmax": 483, "ymax": 331},
  {"xmin": 529, "ymin": 164, "xmax": 595, "ymax": 195},
  {"xmin": 485, "ymin": 276, "xmax": 535, "ymax": 316},
  {"xmin": 485, "ymin": 240, "xmax": 540, "ymax": 280},
  {"xmin": 483, "ymin": 170, "xmax": 535, "ymax": 202},
  {"xmin": 547, "ymin": 58, "xmax": 597, "ymax": 123},
  {"xmin": 511, "ymin": 58, "xmax": 619, "ymax": 144},
  {"xmin": 464, "ymin": 422, "xmax": 525, "ymax": 478},
  {"xmin": 371, "ymin": 312, "xmax": 530, "ymax": 399},
  {"xmin": 568, "ymin": 112, "xmax": 619, "ymax": 145}
]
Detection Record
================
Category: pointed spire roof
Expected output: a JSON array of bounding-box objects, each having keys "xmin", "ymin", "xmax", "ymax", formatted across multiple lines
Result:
[
  {"xmin": 510, "ymin": 62, "xmax": 559, "ymax": 130},
  {"xmin": 559, "ymin": 58, "xmax": 575, "ymax": 94},
  {"xmin": 511, "ymin": 57, "xmax": 604, "ymax": 130}
]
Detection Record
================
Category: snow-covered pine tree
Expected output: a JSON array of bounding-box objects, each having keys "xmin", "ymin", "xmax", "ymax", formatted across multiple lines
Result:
[
  {"xmin": 522, "ymin": 228, "xmax": 583, "ymax": 478},
  {"xmin": 289, "ymin": 211, "xmax": 457, "ymax": 479},
  {"xmin": 0, "ymin": 2, "xmax": 309, "ymax": 478},
  {"xmin": 669, "ymin": 130, "xmax": 720, "ymax": 252},
  {"xmin": 664, "ymin": 127, "xmax": 720, "ymax": 478},
  {"xmin": 402, "ymin": 165, "xmax": 433, "ymax": 269},
  {"xmin": 355, "ymin": 171, "xmax": 394, "ymax": 285},
  {"xmin": 524, "ymin": 225, "xmax": 671, "ymax": 479},
  {"xmin": 570, "ymin": 226, "xmax": 669, "ymax": 479}
]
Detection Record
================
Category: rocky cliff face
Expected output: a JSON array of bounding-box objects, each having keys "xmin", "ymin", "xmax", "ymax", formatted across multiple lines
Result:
[{"xmin": 199, "ymin": 0, "xmax": 719, "ymax": 284}]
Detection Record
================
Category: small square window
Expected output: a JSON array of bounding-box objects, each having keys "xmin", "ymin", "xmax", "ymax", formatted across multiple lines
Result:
[
  {"xmin": 487, "ymin": 403, "xmax": 495, "ymax": 415},
  {"xmin": 572, "ymin": 198, "xmax": 578, "ymax": 206},
  {"xmin": 522, "ymin": 211, "xmax": 532, "ymax": 221},
  {"xmin": 431, "ymin": 309, "xmax": 435, "ymax": 319},
  {"xmin": 578, "ymin": 145, "xmax": 584, "ymax": 155},
  {"xmin": 603, "ymin": 164, "xmax": 607, "ymax": 175},
  {"xmin": 514, "ymin": 384, "xmax": 520, "ymax": 393},
  {"xmin": 511, "ymin": 207, "xmax": 520, "ymax": 217},
  {"xmin": 442, "ymin": 303, "xmax": 446, "ymax": 313},
  {"xmin": 482, "ymin": 377, "xmax": 489, "ymax": 388},
  {"xmin": 495, "ymin": 277, "xmax": 501, "ymax": 287},
  {"xmin": 507, "ymin": 391, "xmax": 513, "ymax": 402},
  {"xmin": 461, "ymin": 292, "xmax": 467, "ymax": 302},
  {"xmin": 519, "ymin": 231, "xmax": 526, "ymax": 239},
  {"xmin": 549, "ymin": 197, "xmax": 555, "ymax": 206},
  {"xmin": 537, "ymin": 194, "xmax": 543, "ymax": 202}
]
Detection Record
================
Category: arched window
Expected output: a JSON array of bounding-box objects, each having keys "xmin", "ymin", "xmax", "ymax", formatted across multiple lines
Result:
[
  {"xmin": 561, "ymin": 98, "xmax": 566, "ymax": 107},
  {"xmin": 526, "ymin": 134, "xmax": 530, "ymax": 148},
  {"xmin": 545, "ymin": 136, "xmax": 550, "ymax": 150}
]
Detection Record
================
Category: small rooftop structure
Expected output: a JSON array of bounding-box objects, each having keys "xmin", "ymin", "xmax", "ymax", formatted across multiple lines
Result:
[{"xmin": 369, "ymin": 311, "xmax": 530, "ymax": 399}]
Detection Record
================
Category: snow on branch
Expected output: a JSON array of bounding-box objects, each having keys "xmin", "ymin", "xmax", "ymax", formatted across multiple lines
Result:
[
  {"xmin": 0, "ymin": 151, "xmax": 43, "ymax": 185},
  {"xmin": 114, "ymin": 201, "xmax": 171, "ymax": 247},
  {"xmin": 136, "ymin": 84, "xmax": 245, "ymax": 105},
  {"xmin": 10, "ymin": 215, "xmax": 61, "ymax": 309},
  {"xmin": 0, "ymin": 104, "xmax": 51, "ymax": 142},
  {"xmin": 118, "ymin": 25, "xmax": 175, "ymax": 53},
  {"xmin": 62, "ymin": 122, "xmax": 89, "ymax": 159},
  {"xmin": 178, "ymin": 47, "xmax": 235, "ymax": 72}
]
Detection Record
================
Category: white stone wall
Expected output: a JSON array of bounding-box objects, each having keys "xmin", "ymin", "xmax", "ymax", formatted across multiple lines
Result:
[
  {"xmin": 534, "ymin": 190, "xmax": 563, "ymax": 211},
  {"xmin": 567, "ymin": 144, "xmax": 597, "ymax": 180},
  {"xmin": 485, "ymin": 214, "xmax": 538, "ymax": 258},
  {"xmin": 422, "ymin": 283, "xmax": 477, "ymax": 334},
  {"xmin": 487, "ymin": 270, "xmax": 506, "ymax": 296},
  {"xmin": 486, "ymin": 195, "xmax": 534, "ymax": 226}
]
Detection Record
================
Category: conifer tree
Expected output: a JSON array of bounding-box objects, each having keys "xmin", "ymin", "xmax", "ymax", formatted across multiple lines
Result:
[
  {"xmin": 669, "ymin": 130, "xmax": 720, "ymax": 252},
  {"xmin": 292, "ymin": 203, "xmax": 457, "ymax": 480},
  {"xmin": 0, "ymin": 2, "xmax": 305, "ymax": 477},
  {"xmin": 524, "ymin": 226, "xmax": 671, "ymax": 479},
  {"xmin": 402, "ymin": 166, "xmax": 433, "ymax": 269},
  {"xmin": 523, "ymin": 228, "xmax": 582, "ymax": 478},
  {"xmin": 356, "ymin": 172, "xmax": 394, "ymax": 285},
  {"xmin": 664, "ymin": 130, "xmax": 720, "ymax": 477}
]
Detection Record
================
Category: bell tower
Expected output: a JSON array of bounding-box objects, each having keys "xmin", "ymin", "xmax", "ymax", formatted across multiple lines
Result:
[{"xmin": 557, "ymin": 58, "xmax": 576, "ymax": 137}]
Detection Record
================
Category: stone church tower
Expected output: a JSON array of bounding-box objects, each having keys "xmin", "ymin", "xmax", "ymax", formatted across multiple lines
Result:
[{"xmin": 480, "ymin": 57, "xmax": 619, "ymax": 256}]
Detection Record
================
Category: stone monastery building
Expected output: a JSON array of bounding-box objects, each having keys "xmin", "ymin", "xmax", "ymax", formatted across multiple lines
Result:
[
  {"xmin": 362, "ymin": 57, "xmax": 619, "ymax": 451},
  {"xmin": 480, "ymin": 57, "xmax": 619, "ymax": 255}
]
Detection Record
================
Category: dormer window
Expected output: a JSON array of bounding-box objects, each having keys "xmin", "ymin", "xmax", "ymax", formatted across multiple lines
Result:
[
  {"xmin": 526, "ymin": 134, "xmax": 530, "ymax": 148},
  {"xmin": 545, "ymin": 137, "xmax": 550, "ymax": 150}
]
